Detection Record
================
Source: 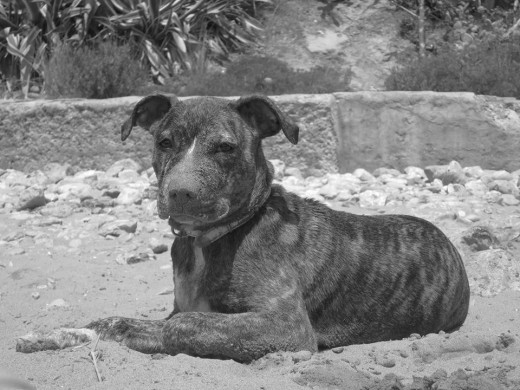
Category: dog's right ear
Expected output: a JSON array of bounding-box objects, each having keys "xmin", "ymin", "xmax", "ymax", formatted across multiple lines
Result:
[{"xmin": 121, "ymin": 95, "xmax": 177, "ymax": 141}]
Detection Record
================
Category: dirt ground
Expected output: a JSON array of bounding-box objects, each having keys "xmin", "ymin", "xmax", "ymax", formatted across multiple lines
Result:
[{"xmin": 1, "ymin": 188, "xmax": 520, "ymax": 389}]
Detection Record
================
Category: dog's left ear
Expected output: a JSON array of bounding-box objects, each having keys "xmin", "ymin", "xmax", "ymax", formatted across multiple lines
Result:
[
  {"xmin": 233, "ymin": 95, "xmax": 299, "ymax": 144},
  {"xmin": 121, "ymin": 94, "xmax": 178, "ymax": 141}
]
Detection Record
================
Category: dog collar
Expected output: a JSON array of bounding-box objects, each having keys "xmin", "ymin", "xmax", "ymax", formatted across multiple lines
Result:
[{"xmin": 170, "ymin": 188, "xmax": 272, "ymax": 247}]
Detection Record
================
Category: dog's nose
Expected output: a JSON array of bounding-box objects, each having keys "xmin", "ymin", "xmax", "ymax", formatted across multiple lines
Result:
[{"xmin": 170, "ymin": 188, "xmax": 197, "ymax": 202}]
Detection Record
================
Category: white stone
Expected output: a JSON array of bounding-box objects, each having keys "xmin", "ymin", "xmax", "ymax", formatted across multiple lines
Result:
[{"xmin": 358, "ymin": 190, "xmax": 387, "ymax": 208}]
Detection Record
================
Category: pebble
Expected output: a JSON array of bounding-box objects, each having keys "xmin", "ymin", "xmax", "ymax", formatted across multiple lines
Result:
[
  {"xmin": 292, "ymin": 350, "xmax": 312, "ymax": 363},
  {"xmin": 157, "ymin": 287, "xmax": 174, "ymax": 295},
  {"xmin": 500, "ymin": 194, "xmax": 520, "ymax": 206},
  {"xmin": 375, "ymin": 353, "xmax": 396, "ymax": 368},
  {"xmin": 116, "ymin": 252, "xmax": 156, "ymax": 265},
  {"xmin": 46, "ymin": 298, "xmax": 70, "ymax": 308},
  {"xmin": 99, "ymin": 219, "xmax": 138, "ymax": 237},
  {"xmin": 149, "ymin": 237, "xmax": 169, "ymax": 254},
  {"xmin": 359, "ymin": 190, "xmax": 387, "ymax": 208}
]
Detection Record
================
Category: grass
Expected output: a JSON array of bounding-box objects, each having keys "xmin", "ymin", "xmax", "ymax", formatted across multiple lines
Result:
[
  {"xmin": 45, "ymin": 40, "xmax": 147, "ymax": 99},
  {"xmin": 142, "ymin": 55, "xmax": 352, "ymax": 96},
  {"xmin": 385, "ymin": 37, "xmax": 520, "ymax": 97}
]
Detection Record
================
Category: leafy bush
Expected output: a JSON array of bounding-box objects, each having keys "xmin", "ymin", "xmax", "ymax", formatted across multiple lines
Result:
[
  {"xmin": 45, "ymin": 40, "xmax": 147, "ymax": 99},
  {"xmin": 156, "ymin": 55, "xmax": 352, "ymax": 96},
  {"xmin": 0, "ymin": 0, "xmax": 270, "ymax": 96},
  {"xmin": 385, "ymin": 38, "xmax": 520, "ymax": 97}
]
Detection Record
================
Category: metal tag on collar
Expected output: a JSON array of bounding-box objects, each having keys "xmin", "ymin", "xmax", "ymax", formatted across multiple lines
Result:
[{"xmin": 172, "ymin": 228, "xmax": 187, "ymax": 238}]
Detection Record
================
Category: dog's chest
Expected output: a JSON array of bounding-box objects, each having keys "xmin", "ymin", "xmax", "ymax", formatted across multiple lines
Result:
[{"xmin": 174, "ymin": 245, "xmax": 211, "ymax": 312}]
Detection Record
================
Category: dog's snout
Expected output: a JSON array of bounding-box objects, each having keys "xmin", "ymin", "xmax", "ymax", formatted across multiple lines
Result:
[{"xmin": 170, "ymin": 188, "xmax": 197, "ymax": 201}]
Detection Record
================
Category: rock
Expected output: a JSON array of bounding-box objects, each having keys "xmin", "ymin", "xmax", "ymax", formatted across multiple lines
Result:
[
  {"xmin": 464, "ymin": 180, "xmax": 488, "ymax": 196},
  {"xmin": 373, "ymin": 167, "xmax": 401, "ymax": 177},
  {"xmin": 319, "ymin": 184, "xmax": 339, "ymax": 199},
  {"xmin": 375, "ymin": 353, "xmax": 396, "ymax": 368},
  {"xmin": 292, "ymin": 350, "xmax": 312, "ymax": 363},
  {"xmin": 32, "ymin": 216, "xmax": 63, "ymax": 227},
  {"xmin": 460, "ymin": 226, "xmax": 499, "ymax": 252},
  {"xmin": 8, "ymin": 247, "xmax": 25, "ymax": 256},
  {"xmin": 383, "ymin": 177, "xmax": 407, "ymax": 189},
  {"xmin": 446, "ymin": 183, "xmax": 467, "ymax": 196},
  {"xmin": 56, "ymin": 181, "xmax": 95, "ymax": 200},
  {"xmin": 466, "ymin": 249, "xmax": 520, "ymax": 297},
  {"xmin": 353, "ymin": 168, "xmax": 375, "ymax": 182},
  {"xmin": 106, "ymin": 159, "xmax": 142, "ymax": 177},
  {"xmin": 304, "ymin": 176, "xmax": 327, "ymax": 189},
  {"xmin": 1, "ymin": 170, "xmax": 30, "ymax": 187},
  {"xmin": 484, "ymin": 190, "xmax": 502, "ymax": 204},
  {"xmin": 103, "ymin": 189, "xmax": 120, "ymax": 199},
  {"xmin": 157, "ymin": 287, "xmax": 174, "ymax": 295},
  {"xmin": 501, "ymin": 194, "xmax": 520, "ymax": 206},
  {"xmin": 463, "ymin": 166, "xmax": 484, "ymax": 179},
  {"xmin": 358, "ymin": 190, "xmax": 387, "ymax": 208},
  {"xmin": 331, "ymin": 347, "xmax": 344, "ymax": 354},
  {"xmin": 491, "ymin": 170, "xmax": 514, "ymax": 182},
  {"xmin": 426, "ymin": 178, "xmax": 444, "ymax": 193},
  {"xmin": 3, "ymin": 231, "xmax": 26, "ymax": 242},
  {"xmin": 487, "ymin": 180, "xmax": 518, "ymax": 196},
  {"xmin": 31, "ymin": 292, "xmax": 40, "ymax": 300},
  {"xmin": 337, "ymin": 190, "xmax": 353, "ymax": 202},
  {"xmin": 116, "ymin": 252, "xmax": 156, "ymax": 265},
  {"xmin": 17, "ymin": 189, "xmax": 49, "ymax": 211},
  {"xmin": 42, "ymin": 163, "xmax": 72, "ymax": 184},
  {"xmin": 47, "ymin": 298, "xmax": 70, "ymax": 308},
  {"xmin": 40, "ymin": 201, "xmax": 77, "ymax": 218},
  {"xmin": 118, "ymin": 169, "xmax": 142, "ymax": 182},
  {"xmin": 99, "ymin": 219, "xmax": 138, "ymax": 237},
  {"xmin": 116, "ymin": 187, "xmax": 143, "ymax": 205},
  {"xmin": 72, "ymin": 169, "xmax": 100, "ymax": 182},
  {"xmin": 404, "ymin": 166, "xmax": 426, "ymax": 183},
  {"xmin": 149, "ymin": 237, "xmax": 169, "ymax": 254},
  {"xmin": 142, "ymin": 199, "xmax": 158, "ymax": 218},
  {"xmin": 425, "ymin": 161, "xmax": 466, "ymax": 185},
  {"xmin": 285, "ymin": 167, "xmax": 304, "ymax": 180},
  {"xmin": 460, "ymin": 32, "xmax": 474, "ymax": 44},
  {"xmin": 269, "ymin": 159, "xmax": 285, "ymax": 180}
]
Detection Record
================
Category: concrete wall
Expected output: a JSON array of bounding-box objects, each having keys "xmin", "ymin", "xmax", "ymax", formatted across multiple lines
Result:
[{"xmin": 1, "ymin": 92, "xmax": 519, "ymax": 174}]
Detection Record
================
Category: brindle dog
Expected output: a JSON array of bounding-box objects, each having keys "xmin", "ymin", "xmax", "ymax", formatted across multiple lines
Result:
[{"xmin": 84, "ymin": 94, "xmax": 470, "ymax": 362}]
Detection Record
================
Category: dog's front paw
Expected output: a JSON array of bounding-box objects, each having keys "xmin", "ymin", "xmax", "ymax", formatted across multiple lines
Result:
[{"xmin": 86, "ymin": 317, "xmax": 166, "ymax": 354}]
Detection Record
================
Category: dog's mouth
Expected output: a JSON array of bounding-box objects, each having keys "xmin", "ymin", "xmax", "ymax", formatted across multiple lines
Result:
[
  {"xmin": 168, "ymin": 200, "xmax": 231, "ymax": 228},
  {"xmin": 169, "ymin": 213, "xmax": 209, "ymax": 225}
]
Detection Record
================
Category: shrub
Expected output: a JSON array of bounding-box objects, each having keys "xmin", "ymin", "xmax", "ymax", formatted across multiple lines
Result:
[
  {"xmin": 155, "ymin": 55, "xmax": 352, "ymax": 96},
  {"xmin": 0, "ymin": 0, "xmax": 269, "ymax": 94},
  {"xmin": 45, "ymin": 40, "xmax": 147, "ymax": 99},
  {"xmin": 385, "ymin": 38, "xmax": 520, "ymax": 97}
]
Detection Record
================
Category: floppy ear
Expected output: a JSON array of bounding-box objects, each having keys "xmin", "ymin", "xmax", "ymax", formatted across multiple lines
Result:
[
  {"xmin": 121, "ymin": 95, "xmax": 177, "ymax": 141},
  {"xmin": 233, "ymin": 95, "xmax": 299, "ymax": 144}
]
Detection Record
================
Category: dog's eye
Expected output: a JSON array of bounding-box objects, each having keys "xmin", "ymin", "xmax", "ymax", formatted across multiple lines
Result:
[
  {"xmin": 158, "ymin": 139, "xmax": 173, "ymax": 149},
  {"xmin": 217, "ymin": 142, "xmax": 235, "ymax": 153}
]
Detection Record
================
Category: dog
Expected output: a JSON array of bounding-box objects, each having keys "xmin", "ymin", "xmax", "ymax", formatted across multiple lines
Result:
[{"xmin": 84, "ymin": 94, "xmax": 470, "ymax": 363}]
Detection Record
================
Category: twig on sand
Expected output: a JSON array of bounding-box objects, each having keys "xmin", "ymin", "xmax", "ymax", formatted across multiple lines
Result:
[{"xmin": 89, "ymin": 335, "xmax": 102, "ymax": 382}]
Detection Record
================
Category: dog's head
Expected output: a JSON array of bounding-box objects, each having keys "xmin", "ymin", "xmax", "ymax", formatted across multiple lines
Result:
[{"xmin": 121, "ymin": 94, "xmax": 299, "ymax": 235}]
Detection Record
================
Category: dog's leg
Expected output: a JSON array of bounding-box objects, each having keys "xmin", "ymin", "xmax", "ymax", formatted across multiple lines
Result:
[
  {"xmin": 86, "ymin": 317, "xmax": 167, "ymax": 354},
  {"xmin": 162, "ymin": 309, "xmax": 317, "ymax": 362},
  {"xmin": 86, "ymin": 298, "xmax": 316, "ymax": 362}
]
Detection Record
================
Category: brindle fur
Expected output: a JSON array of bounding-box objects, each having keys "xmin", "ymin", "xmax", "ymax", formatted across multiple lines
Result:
[{"xmin": 87, "ymin": 95, "xmax": 470, "ymax": 363}]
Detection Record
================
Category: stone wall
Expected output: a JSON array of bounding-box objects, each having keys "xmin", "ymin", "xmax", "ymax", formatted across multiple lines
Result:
[{"xmin": 1, "ymin": 92, "xmax": 519, "ymax": 174}]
